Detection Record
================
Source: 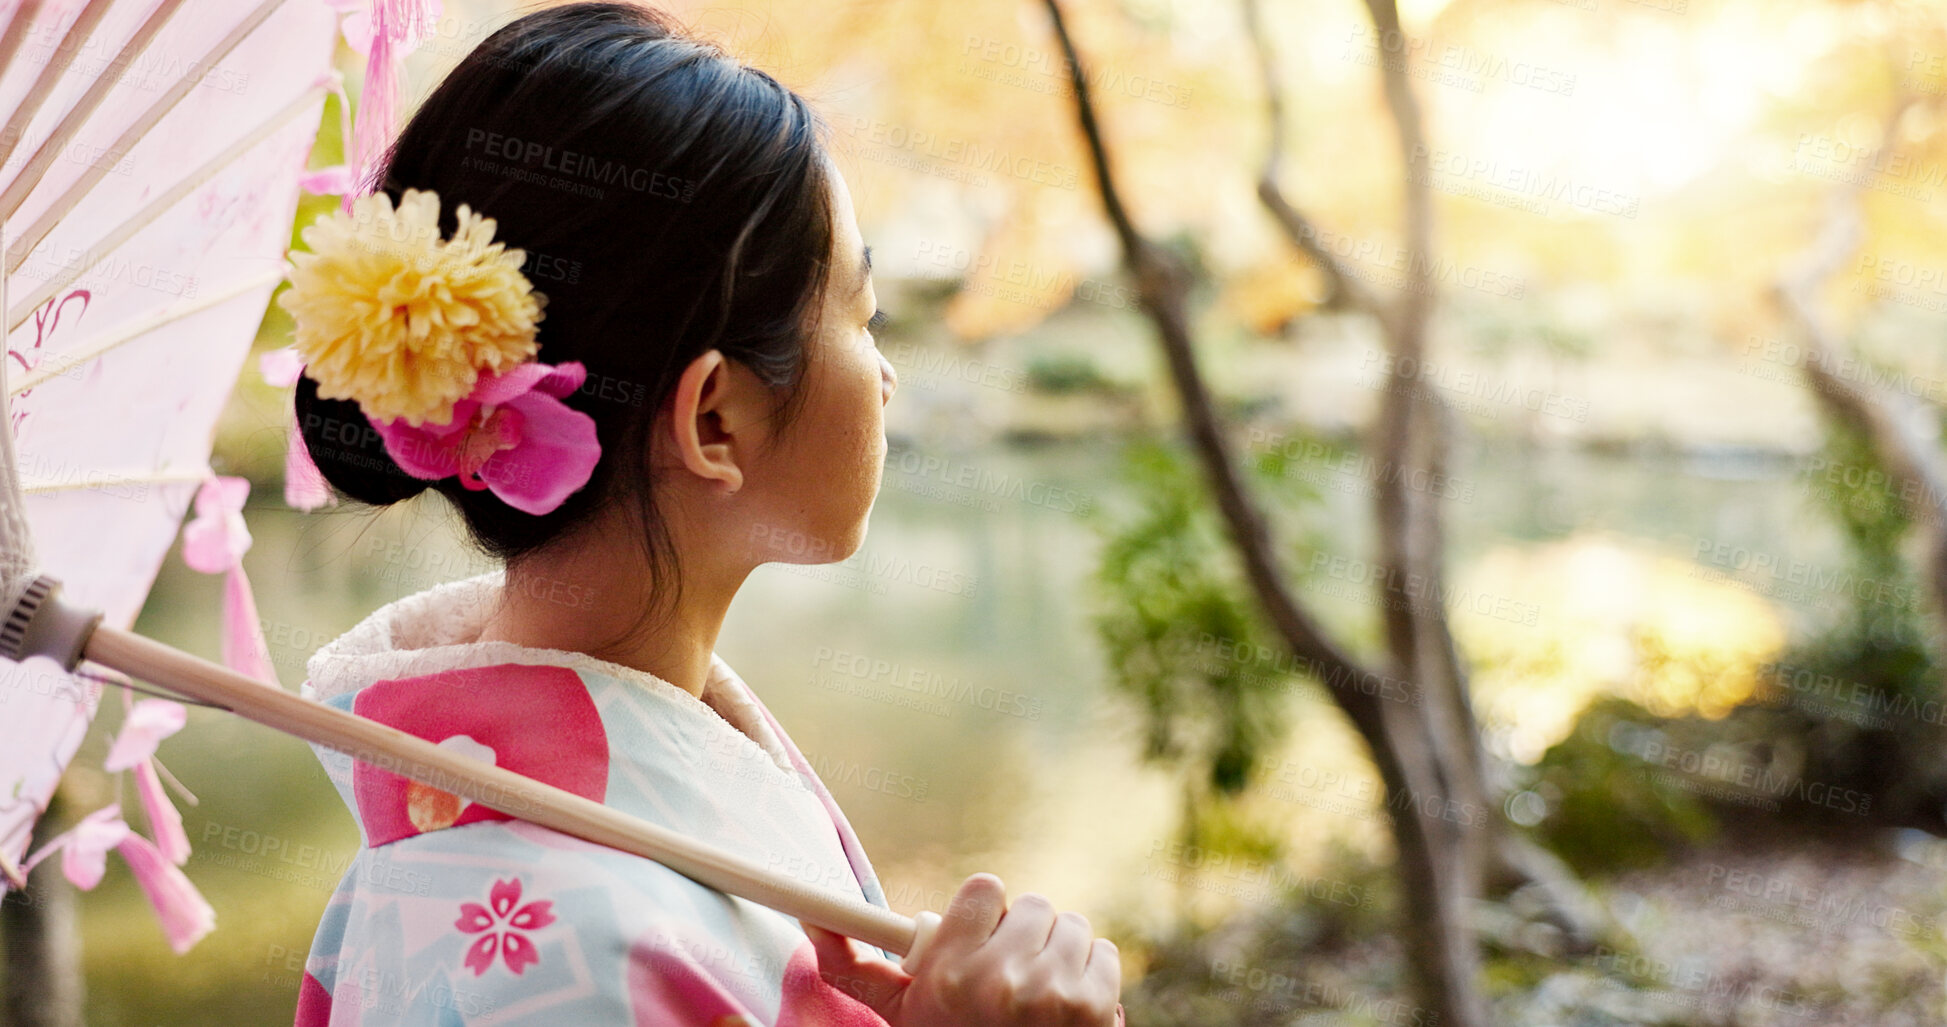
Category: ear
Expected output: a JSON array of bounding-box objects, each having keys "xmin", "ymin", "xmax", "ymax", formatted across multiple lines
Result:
[{"xmin": 666, "ymin": 349, "xmax": 764, "ymax": 496}]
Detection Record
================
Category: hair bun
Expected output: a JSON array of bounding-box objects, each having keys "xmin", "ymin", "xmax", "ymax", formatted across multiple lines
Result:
[{"xmin": 294, "ymin": 373, "xmax": 436, "ymax": 507}]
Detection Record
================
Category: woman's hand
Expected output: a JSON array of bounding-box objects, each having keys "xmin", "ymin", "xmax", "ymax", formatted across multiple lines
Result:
[{"xmin": 807, "ymin": 873, "xmax": 1123, "ymax": 1026}]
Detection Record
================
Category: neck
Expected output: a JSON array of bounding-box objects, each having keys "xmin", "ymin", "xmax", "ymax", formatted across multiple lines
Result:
[{"xmin": 472, "ymin": 512, "xmax": 747, "ymax": 699}]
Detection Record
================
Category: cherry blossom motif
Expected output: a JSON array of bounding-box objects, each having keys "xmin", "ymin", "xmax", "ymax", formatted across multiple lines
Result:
[{"xmin": 455, "ymin": 877, "xmax": 555, "ymax": 976}]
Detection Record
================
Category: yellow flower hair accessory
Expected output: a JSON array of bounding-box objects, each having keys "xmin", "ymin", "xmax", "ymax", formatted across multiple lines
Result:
[{"xmin": 277, "ymin": 188, "xmax": 547, "ymax": 427}]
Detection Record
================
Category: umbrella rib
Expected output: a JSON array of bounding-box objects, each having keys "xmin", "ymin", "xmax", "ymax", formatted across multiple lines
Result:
[
  {"xmin": 5, "ymin": 78, "xmax": 327, "ymax": 334},
  {"xmin": 0, "ymin": 0, "xmax": 116, "ymax": 179},
  {"xmin": 0, "ymin": 0, "xmax": 191, "ymax": 226},
  {"xmin": 18, "ymin": 464, "xmax": 209, "ymax": 495},
  {"xmin": 0, "ymin": 0, "xmax": 47, "ymax": 124},
  {"xmin": 3, "ymin": 0, "xmax": 293, "ymax": 267},
  {"xmin": 76, "ymin": 662, "xmax": 230, "ymax": 711},
  {"xmin": 9, "ymin": 266, "xmax": 287, "ymax": 395}
]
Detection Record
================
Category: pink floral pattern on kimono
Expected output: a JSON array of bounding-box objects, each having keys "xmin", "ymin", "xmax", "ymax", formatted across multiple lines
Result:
[
  {"xmin": 291, "ymin": 571, "xmax": 901, "ymax": 1026},
  {"xmin": 456, "ymin": 877, "xmax": 556, "ymax": 976},
  {"xmin": 347, "ymin": 663, "xmax": 607, "ymax": 846}
]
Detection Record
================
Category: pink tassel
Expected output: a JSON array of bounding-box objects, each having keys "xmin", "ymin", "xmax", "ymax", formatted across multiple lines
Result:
[
  {"xmin": 103, "ymin": 699, "xmax": 187, "ymax": 772},
  {"xmin": 133, "ymin": 760, "xmax": 190, "ymax": 866},
  {"xmin": 117, "ymin": 832, "xmax": 216, "ymax": 954},
  {"xmin": 182, "ymin": 477, "xmax": 282, "ymax": 684},
  {"xmin": 223, "ymin": 566, "xmax": 281, "ymax": 687},
  {"xmin": 353, "ymin": 26, "xmax": 395, "ymax": 200},
  {"xmin": 284, "ymin": 411, "xmax": 336, "ymax": 510},
  {"xmin": 346, "ymin": 0, "xmax": 439, "ymax": 206},
  {"xmin": 260, "ymin": 348, "xmax": 337, "ymax": 511},
  {"xmin": 21, "ymin": 806, "xmax": 129, "ymax": 890},
  {"xmin": 181, "ymin": 477, "xmax": 251, "ymax": 573}
]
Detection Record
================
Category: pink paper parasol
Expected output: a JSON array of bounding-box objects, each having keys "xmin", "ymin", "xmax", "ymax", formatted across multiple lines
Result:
[
  {"xmin": 0, "ymin": 0, "xmax": 341, "ymax": 897},
  {"xmin": 0, "ymin": 0, "xmax": 940, "ymax": 996}
]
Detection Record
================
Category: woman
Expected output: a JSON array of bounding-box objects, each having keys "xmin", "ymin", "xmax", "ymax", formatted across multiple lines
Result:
[{"xmin": 285, "ymin": 2, "xmax": 1124, "ymax": 1024}]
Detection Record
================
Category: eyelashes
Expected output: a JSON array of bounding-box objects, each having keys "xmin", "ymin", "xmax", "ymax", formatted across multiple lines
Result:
[{"xmin": 867, "ymin": 308, "xmax": 889, "ymax": 333}]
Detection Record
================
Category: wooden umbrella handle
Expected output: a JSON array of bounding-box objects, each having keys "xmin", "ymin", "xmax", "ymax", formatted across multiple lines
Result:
[{"xmin": 80, "ymin": 624, "xmax": 934, "ymax": 961}]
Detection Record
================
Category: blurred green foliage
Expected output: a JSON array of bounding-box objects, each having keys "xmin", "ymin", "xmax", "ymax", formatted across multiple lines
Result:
[
  {"xmin": 1087, "ymin": 432, "xmax": 1315, "ymax": 797},
  {"xmin": 1084, "ymin": 428, "xmax": 1357, "ymax": 871},
  {"xmin": 1024, "ymin": 350, "xmax": 1123, "ymax": 395},
  {"xmin": 1517, "ymin": 697, "xmax": 1720, "ymax": 876}
]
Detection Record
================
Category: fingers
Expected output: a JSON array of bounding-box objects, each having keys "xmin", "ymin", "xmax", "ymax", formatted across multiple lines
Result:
[
  {"xmin": 904, "ymin": 873, "xmax": 1124, "ymax": 1026},
  {"xmin": 1086, "ymin": 937, "xmax": 1122, "ymax": 1009},
  {"xmin": 928, "ymin": 872, "xmax": 1007, "ymax": 966},
  {"xmin": 804, "ymin": 923, "xmax": 910, "ymax": 1015},
  {"xmin": 1044, "ymin": 910, "xmax": 1093, "ymax": 974},
  {"xmin": 983, "ymin": 891, "xmax": 1057, "ymax": 957}
]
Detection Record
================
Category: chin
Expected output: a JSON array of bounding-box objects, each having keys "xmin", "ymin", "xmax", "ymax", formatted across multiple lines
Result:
[
  {"xmin": 763, "ymin": 515, "xmax": 869, "ymax": 566},
  {"xmin": 751, "ymin": 488, "xmax": 878, "ymax": 566},
  {"xmin": 828, "ymin": 514, "xmax": 872, "ymax": 564}
]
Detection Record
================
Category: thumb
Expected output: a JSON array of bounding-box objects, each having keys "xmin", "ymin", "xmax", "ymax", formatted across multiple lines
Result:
[{"xmin": 805, "ymin": 923, "xmax": 912, "ymax": 1016}]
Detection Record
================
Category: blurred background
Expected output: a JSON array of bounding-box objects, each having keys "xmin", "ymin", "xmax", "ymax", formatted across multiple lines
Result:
[{"xmin": 28, "ymin": 0, "xmax": 1947, "ymax": 1022}]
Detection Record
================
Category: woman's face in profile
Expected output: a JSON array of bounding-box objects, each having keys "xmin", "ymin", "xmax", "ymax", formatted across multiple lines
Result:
[{"xmin": 752, "ymin": 160, "xmax": 898, "ymax": 566}]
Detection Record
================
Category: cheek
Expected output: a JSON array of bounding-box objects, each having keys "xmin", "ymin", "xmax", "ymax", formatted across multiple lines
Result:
[
  {"xmin": 792, "ymin": 339, "xmax": 882, "ymax": 478},
  {"xmin": 836, "ymin": 344, "xmax": 887, "ymax": 485},
  {"xmin": 832, "ymin": 338, "xmax": 885, "ymax": 429}
]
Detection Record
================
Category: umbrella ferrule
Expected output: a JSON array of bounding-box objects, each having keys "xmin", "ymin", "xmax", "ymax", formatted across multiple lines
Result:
[{"xmin": 0, "ymin": 575, "xmax": 102, "ymax": 671}]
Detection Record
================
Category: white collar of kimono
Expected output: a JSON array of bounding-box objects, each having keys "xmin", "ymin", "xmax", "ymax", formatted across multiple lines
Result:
[{"xmin": 303, "ymin": 568, "xmax": 800, "ymax": 778}]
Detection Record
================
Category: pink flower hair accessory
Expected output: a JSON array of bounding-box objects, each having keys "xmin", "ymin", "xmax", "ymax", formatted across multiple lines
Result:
[
  {"xmin": 277, "ymin": 186, "xmax": 602, "ymax": 516},
  {"xmin": 372, "ymin": 360, "xmax": 602, "ymax": 516}
]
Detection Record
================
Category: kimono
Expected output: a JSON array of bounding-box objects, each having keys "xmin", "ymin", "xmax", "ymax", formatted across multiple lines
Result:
[{"xmin": 292, "ymin": 569, "xmax": 895, "ymax": 1026}]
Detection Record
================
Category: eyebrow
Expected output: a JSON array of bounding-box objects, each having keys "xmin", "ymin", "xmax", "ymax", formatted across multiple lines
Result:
[{"xmin": 855, "ymin": 244, "xmax": 872, "ymax": 297}]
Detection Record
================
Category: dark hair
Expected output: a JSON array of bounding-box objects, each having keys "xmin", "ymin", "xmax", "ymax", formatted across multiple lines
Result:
[{"xmin": 295, "ymin": 1, "xmax": 836, "ymax": 644}]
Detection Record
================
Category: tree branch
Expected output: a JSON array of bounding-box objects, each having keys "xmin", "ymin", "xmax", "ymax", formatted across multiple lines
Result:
[
  {"xmin": 1774, "ymin": 94, "xmax": 1947, "ymax": 643},
  {"xmin": 1242, "ymin": 0, "xmax": 1382, "ymax": 316},
  {"xmin": 1040, "ymin": 2, "xmax": 1487, "ymax": 1021},
  {"xmin": 1242, "ymin": 0, "xmax": 1474, "ymax": 764},
  {"xmin": 1038, "ymin": 0, "xmax": 1388, "ymax": 748},
  {"xmin": 1360, "ymin": 0, "xmax": 1435, "ymax": 326}
]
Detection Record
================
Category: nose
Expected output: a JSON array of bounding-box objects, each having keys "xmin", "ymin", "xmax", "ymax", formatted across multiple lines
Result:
[{"xmin": 879, "ymin": 351, "xmax": 898, "ymax": 404}]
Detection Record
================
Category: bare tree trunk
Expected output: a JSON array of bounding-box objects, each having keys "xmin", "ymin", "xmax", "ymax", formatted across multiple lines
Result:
[
  {"xmin": 1774, "ymin": 94, "xmax": 1947, "ymax": 651},
  {"xmin": 1336, "ymin": 0, "xmax": 1491, "ymax": 1007},
  {"xmin": 1239, "ymin": 0, "xmax": 1493, "ymax": 880},
  {"xmin": 2, "ymin": 793, "xmax": 84, "ymax": 1027},
  {"xmin": 1349, "ymin": 0, "xmax": 1496, "ymax": 919},
  {"xmin": 1038, "ymin": 2, "xmax": 1486, "ymax": 1022},
  {"xmin": 1240, "ymin": 0, "xmax": 1610, "ymax": 943}
]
